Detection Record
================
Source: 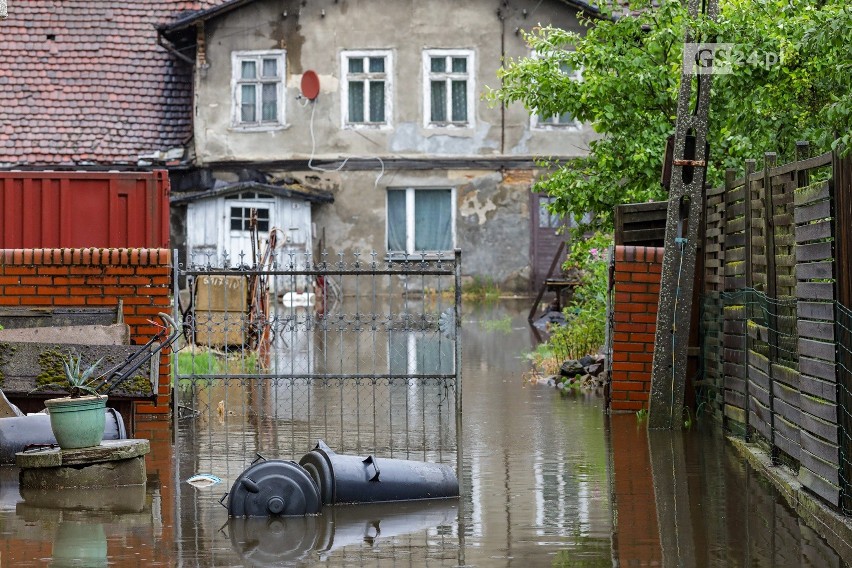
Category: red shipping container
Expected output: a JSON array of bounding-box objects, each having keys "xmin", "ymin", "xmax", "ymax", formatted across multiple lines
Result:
[{"xmin": 0, "ymin": 170, "xmax": 170, "ymax": 248}]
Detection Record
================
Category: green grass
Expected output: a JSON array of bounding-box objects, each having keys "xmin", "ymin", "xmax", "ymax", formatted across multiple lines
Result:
[{"xmin": 175, "ymin": 347, "xmax": 260, "ymax": 392}]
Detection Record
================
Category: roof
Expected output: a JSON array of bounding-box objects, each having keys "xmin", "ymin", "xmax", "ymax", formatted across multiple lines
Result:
[
  {"xmin": 160, "ymin": 0, "xmax": 610, "ymax": 37},
  {"xmin": 170, "ymin": 181, "xmax": 335, "ymax": 205},
  {"xmin": 0, "ymin": 1, "xmax": 222, "ymax": 167}
]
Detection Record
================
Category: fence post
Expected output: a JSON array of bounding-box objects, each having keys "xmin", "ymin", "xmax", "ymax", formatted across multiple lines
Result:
[
  {"xmin": 743, "ymin": 159, "xmax": 756, "ymax": 441},
  {"xmin": 833, "ymin": 148, "xmax": 852, "ymax": 512},
  {"xmin": 763, "ymin": 152, "xmax": 779, "ymax": 464}
]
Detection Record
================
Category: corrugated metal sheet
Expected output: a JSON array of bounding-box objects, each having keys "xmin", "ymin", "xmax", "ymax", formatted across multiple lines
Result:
[{"xmin": 0, "ymin": 170, "xmax": 170, "ymax": 248}]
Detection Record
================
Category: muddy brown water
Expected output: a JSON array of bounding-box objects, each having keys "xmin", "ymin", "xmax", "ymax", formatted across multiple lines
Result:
[{"xmin": 0, "ymin": 300, "xmax": 848, "ymax": 567}]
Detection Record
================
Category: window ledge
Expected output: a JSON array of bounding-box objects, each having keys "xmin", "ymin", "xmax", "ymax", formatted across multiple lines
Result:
[
  {"xmin": 229, "ymin": 123, "xmax": 290, "ymax": 133},
  {"xmin": 343, "ymin": 123, "xmax": 393, "ymax": 131}
]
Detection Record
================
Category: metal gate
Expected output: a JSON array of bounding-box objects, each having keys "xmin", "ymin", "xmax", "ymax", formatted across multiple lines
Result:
[{"xmin": 173, "ymin": 249, "xmax": 462, "ymax": 481}]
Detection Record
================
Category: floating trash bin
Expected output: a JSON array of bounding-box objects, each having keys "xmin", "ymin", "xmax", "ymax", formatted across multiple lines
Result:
[
  {"xmin": 0, "ymin": 408, "xmax": 126, "ymax": 464},
  {"xmin": 224, "ymin": 441, "xmax": 459, "ymax": 517},
  {"xmin": 298, "ymin": 439, "xmax": 459, "ymax": 506},
  {"xmin": 226, "ymin": 459, "xmax": 321, "ymax": 517}
]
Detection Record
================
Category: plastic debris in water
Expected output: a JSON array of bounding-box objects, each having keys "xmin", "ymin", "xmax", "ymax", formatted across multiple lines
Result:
[{"xmin": 186, "ymin": 474, "xmax": 222, "ymax": 488}]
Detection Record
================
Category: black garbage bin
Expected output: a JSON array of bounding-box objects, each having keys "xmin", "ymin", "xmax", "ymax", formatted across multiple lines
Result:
[
  {"xmin": 226, "ymin": 459, "xmax": 322, "ymax": 517},
  {"xmin": 298, "ymin": 439, "xmax": 459, "ymax": 506}
]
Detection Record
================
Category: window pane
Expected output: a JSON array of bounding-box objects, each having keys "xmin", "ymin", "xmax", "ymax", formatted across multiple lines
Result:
[
  {"xmin": 451, "ymin": 57, "xmax": 467, "ymax": 73},
  {"xmin": 348, "ymin": 58, "xmax": 364, "ymax": 73},
  {"xmin": 349, "ymin": 81, "xmax": 365, "ymax": 122},
  {"xmin": 539, "ymin": 197, "xmax": 561, "ymax": 228},
  {"xmin": 240, "ymin": 85, "xmax": 256, "ymax": 122},
  {"xmin": 369, "ymin": 81, "xmax": 385, "ymax": 122},
  {"xmin": 414, "ymin": 190, "xmax": 452, "ymax": 251},
  {"xmin": 261, "ymin": 84, "xmax": 277, "ymax": 121},
  {"xmin": 241, "ymin": 61, "xmax": 256, "ymax": 79},
  {"xmin": 387, "ymin": 190, "xmax": 407, "ymax": 252},
  {"xmin": 258, "ymin": 219, "xmax": 269, "ymax": 232},
  {"xmin": 451, "ymin": 80, "xmax": 467, "ymax": 122},
  {"xmin": 230, "ymin": 207, "xmax": 243, "ymax": 231},
  {"xmin": 262, "ymin": 58, "xmax": 278, "ymax": 77},
  {"xmin": 430, "ymin": 57, "xmax": 445, "ymax": 73},
  {"xmin": 369, "ymin": 57, "xmax": 385, "ymax": 73},
  {"xmin": 257, "ymin": 208, "xmax": 269, "ymax": 220},
  {"xmin": 430, "ymin": 81, "xmax": 446, "ymax": 122},
  {"xmin": 557, "ymin": 111, "xmax": 575, "ymax": 124}
]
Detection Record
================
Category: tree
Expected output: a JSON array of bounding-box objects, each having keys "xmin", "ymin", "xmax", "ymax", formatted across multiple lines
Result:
[{"xmin": 489, "ymin": 0, "xmax": 851, "ymax": 230}]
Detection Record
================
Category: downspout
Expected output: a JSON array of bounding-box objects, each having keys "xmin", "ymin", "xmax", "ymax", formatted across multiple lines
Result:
[{"xmin": 498, "ymin": 3, "xmax": 506, "ymax": 155}]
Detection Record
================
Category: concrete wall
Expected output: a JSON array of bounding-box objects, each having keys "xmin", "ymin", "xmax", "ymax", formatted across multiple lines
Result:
[
  {"xmin": 195, "ymin": 0, "xmax": 592, "ymax": 162},
  {"xmin": 187, "ymin": 0, "xmax": 595, "ymax": 291}
]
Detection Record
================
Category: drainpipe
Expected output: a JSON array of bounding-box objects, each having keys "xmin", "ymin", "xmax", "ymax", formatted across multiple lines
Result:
[{"xmin": 497, "ymin": 3, "xmax": 507, "ymax": 155}]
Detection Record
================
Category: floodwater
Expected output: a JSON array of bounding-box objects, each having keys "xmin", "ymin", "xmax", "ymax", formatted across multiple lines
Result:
[{"xmin": 0, "ymin": 299, "xmax": 849, "ymax": 567}]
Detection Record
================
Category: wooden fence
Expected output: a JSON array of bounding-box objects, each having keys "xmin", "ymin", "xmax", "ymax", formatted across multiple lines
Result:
[{"xmin": 701, "ymin": 144, "xmax": 852, "ymax": 512}]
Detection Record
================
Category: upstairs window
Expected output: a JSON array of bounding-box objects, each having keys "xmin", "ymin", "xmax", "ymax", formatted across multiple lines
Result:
[
  {"xmin": 423, "ymin": 49, "xmax": 474, "ymax": 127},
  {"xmin": 531, "ymin": 60, "xmax": 581, "ymax": 130},
  {"xmin": 232, "ymin": 50, "xmax": 286, "ymax": 128},
  {"xmin": 342, "ymin": 50, "xmax": 392, "ymax": 127}
]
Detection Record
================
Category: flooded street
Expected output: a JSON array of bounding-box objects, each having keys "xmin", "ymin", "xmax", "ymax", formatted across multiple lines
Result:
[{"xmin": 0, "ymin": 299, "xmax": 849, "ymax": 566}]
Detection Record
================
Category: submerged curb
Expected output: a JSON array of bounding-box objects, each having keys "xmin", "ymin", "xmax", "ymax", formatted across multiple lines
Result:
[{"xmin": 727, "ymin": 436, "xmax": 852, "ymax": 564}]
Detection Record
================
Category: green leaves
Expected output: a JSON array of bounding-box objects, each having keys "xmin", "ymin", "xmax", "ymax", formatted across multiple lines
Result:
[{"xmin": 489, "ymin": 0, "xmax": 850, "ymax": 230}]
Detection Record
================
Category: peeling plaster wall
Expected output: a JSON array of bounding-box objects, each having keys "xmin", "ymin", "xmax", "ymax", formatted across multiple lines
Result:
[
  {"xmin": 189, "ymin": 0, "xmax": 593, "ymax": 291},
  {"xmin": 194, "ymin": 0, "xmax": 591, "ymax": 162},
  {"xmin": 299, "ymin": 167, "xmax": 534, "ymax": 291}
]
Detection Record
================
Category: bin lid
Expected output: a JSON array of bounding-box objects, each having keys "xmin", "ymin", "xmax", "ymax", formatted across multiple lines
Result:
[{"xmin": 227, "ymin": 460, "xmax": 321, "ymax": 517}]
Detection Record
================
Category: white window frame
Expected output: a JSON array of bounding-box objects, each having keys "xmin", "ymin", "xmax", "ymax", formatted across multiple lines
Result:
[
  {"xmin": 231, "ymin": 50, "xmax": 287, "ymax": 130},
  {"xmin": 386, "ymin": 187, "xmax": 457, "ymax": 257},
  {"xmin": 422, "ymin": 49, "xmax": 475, "ymax": 128},
  {"xmin": 530, "ymin": 52, "xmax": 582, "ymax": 131},
  {"xmin": 340, "ymin": 49, "xmax": 393, "ymax": 129}
]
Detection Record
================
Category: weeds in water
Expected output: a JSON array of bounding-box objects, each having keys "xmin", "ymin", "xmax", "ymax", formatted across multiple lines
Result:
[
  {"xmin": 482, "ymin": 315, "xmax": 512, "ymax": 334},
  {"xmin": 683, "ymin": 406, "xmax": 694, "ymax": 430},
  {"xmin": 176, "ymin": 347, "xmax": 259, "ymax": 392}
]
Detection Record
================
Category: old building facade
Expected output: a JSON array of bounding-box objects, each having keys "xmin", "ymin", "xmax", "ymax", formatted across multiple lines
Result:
[{"xmin": 162, "ymin": 0, "xmax": 597, "ymax": 291}]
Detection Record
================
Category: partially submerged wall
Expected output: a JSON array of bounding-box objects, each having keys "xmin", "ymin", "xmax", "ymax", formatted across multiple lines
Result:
[{"xmin": 0, "ymin": 248, "xmax": 172, "ymax": 423}]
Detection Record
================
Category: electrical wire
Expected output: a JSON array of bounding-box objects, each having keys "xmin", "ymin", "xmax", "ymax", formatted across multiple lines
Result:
[{"xmin": 306, "ymin": 98, "xmax": 385, "ymax": 188}]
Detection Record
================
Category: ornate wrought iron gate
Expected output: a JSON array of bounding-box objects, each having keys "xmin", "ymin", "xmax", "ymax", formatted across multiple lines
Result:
[{"xmin": 173, "ymin": 249, "xmax": 462, "ymax": 480}]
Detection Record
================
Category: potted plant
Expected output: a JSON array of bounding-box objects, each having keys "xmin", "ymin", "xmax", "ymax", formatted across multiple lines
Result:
[{"xmin": 32, "ymin": 351, "xmax": 106, "ymax": 450}]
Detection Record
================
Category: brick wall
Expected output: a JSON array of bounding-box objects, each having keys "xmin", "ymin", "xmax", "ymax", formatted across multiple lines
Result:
[
  {"xmin": 610, "ymin": 245, "xmax": 663, "ymax": 412},
  {"xmin": 0, "ymin": 248, "xmax": 172, "ymax": 421}
]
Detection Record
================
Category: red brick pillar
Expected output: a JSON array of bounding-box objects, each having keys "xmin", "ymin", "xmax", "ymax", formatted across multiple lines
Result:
[{"xmin": 609, "ymin": 245, "xmax": 664, "ymax": 412}]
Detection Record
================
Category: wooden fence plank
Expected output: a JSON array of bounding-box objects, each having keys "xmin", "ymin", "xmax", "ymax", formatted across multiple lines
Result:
[
  {"xmin": 796, "ymin": 262, "xmax": 834, "ymax": 282},
  {"xmin": 799, "ymin": 375, "xmax": 837, "ymax": 402},
  {"xmin": 794, "ymin": 199, "xmax": 832, "ymax": 225},
  {"xmin": 795, "ymin": 220, "xmax": 833, "ymax": 243},
  {"xmin": 796, "ymin": 242, "xmax": 833, "ymax": 262}
]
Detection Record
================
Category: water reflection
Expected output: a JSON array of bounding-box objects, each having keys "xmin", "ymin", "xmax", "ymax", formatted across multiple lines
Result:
[
  {"xmin": 1, "ymin": 301, "xmax": 850, "ymax": 565},
  {"xmin": 228, "ymin": 500, "xmax": 458, "ymax": 566},
  {"xmin": 609, "ymin": 413, "xmax": 848, "ymax": 567}
]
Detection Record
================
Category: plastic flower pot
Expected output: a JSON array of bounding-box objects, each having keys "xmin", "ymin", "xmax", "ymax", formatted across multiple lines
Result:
[{"xmin": 44, "ymin": 395, "xmax": 108, "ymax": 450}]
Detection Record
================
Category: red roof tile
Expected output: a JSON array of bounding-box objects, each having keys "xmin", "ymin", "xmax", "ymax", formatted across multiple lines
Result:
[{"xmin": 0, "ymin": 1, "xmax": 222, "ymax": 167}]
